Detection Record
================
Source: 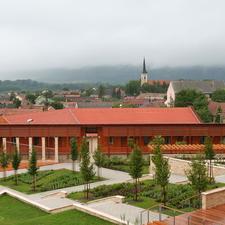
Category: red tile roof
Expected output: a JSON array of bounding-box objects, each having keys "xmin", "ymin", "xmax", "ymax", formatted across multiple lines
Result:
[
  {"xmin": 1, "ymin": 107, "xmax": 201, "ymax": 125},
  {"xmin": 0, "ymin": 108, "xmax": 44, "ymax": 116}
]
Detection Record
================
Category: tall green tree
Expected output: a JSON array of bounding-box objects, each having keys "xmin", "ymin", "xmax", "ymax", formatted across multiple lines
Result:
[
  {"xmin": 152, "ymin": 136, "xmax": 170, "ymax": 205},
  {"xmin": 93, "ymin": 144, "xmax": 105, "ymax": 179},
  {"xmin": 212, "ymin": 89, "xmax": 225, "ymax": 102},
  {"xmin": 215, "ymin": 106, "xmax": 223, "ymax": 123},
  {"xmin": 98, "ymin": 85, "xmax": 105, "ymax": 98},
  {"xmin": 125, "ymin": 80, "xmax": 140, "ymax": 96},
  {"xmin": 70, "ymin": 137, "xmax": 78, "ymax": 172},
  {"xmin": 0, "ymin": 152, "xmax": 10, "ymax": 180},
  {"xmin": 175, "ymin": 89, "xmax": 212, "ymax": 123},
  {"xmin": 80, "ymin": 138, "xmax": 95, "ymax": 199},
  {"xmin": 12, "ymin": 148, "xmax": 21, "ymax": 185},
  {"xmin": 129, "ymin": 142, "xmax": 144, "ymax": 201},
  {"xmin": 186, "ymin": 155, "xmax": 208, "ymax": 195},
  {"xmin": 204, "ymin": 137, "xmax": 215, "ymax": 184},
  {"xmin": 28, "ymin": 148, "xmax": 39, "ymax": 192},
  {"xmin": 25, "ymin": 93, "xmax": 37, "ymax": 104},
  {"xmin": 13, "ymin": 98, "xmax": 21, "ymax": 108}
]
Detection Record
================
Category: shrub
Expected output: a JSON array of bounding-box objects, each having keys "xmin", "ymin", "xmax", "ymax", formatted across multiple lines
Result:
[{"xmin": 91, "ymin": 183, "xmax": 134, "ymax": 198}]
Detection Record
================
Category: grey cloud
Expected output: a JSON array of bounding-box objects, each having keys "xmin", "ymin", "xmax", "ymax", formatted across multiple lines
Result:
[{"xmin": 0, "ymin": 0, "xmax": 224, "ymax": 77}]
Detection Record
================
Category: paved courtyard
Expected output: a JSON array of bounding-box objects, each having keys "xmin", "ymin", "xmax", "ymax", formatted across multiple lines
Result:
[{"xmin": 88, "ymin": 199, "xmax": 168, "ymax": 225}]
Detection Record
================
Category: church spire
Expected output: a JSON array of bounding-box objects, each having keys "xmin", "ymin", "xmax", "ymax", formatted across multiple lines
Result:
[{"xmin": 142, "ymin": 58, "xmax": 147, "ymax": 74}]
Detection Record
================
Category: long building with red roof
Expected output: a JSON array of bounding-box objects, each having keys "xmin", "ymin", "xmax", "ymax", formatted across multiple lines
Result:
[{"xmin": 0, "ymin": 107, "xmax": 225, "ymax": 162}]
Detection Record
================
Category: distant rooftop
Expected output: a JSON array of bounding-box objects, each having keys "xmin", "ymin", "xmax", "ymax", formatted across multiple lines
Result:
[{"xmin": 171, "ymin": 80, "xmax": 225, "ymax": 93}]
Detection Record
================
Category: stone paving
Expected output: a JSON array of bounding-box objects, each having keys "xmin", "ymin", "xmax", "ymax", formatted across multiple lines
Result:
[{"xmin": 88, "ymin": 199, "xmax": 168, "ymax": 225}]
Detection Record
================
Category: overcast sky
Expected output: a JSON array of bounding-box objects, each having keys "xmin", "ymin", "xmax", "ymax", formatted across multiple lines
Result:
[{"xmin": 0, "ymin": 0, "xmax": 225, "ymax": 75}]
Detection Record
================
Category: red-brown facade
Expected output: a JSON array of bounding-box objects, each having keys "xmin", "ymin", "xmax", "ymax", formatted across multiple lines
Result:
[{"xmin": 1, "ymin": 123, "xmax": 225, "ymax": 161}]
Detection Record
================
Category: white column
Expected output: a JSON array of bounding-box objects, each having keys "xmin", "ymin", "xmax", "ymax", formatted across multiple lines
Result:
[
  {"xmin": 2, "ymin": 138, "xmax": 7, "ymax": 152},
  {"xmin": 16, "ymin": 137, "xmax": 20, "ymax": 153},
  {"xmin": 54, "ymin": 137, "xmax": 59, "ymax": 163},
  {"xmin": 41, "ymin": 137, "xmax": 46, "ymax": 161},
  {"xmin": 28, "ymin": 137, "xmax": 33, "ymax": 157}
]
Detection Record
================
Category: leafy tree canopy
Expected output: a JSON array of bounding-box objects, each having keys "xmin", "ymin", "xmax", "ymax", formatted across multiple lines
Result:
[
  {"xmin": 125, "ymin": 80, "xmax": 141, "ymax": 96},
  {"xmin": 175, "ymin": 89, "xmax": 212, "ymax": 123},
  {"xmin": 211, "ymin": 89, "xmax": 225, "ymax": 102}
]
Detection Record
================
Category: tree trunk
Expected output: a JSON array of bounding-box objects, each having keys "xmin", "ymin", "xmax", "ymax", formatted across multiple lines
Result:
[
  {"xmin": 86, "ymin": 182, "xmax": 89, "ymax": 199},
  {"xmin": 72, "ymin": 160, "xmax": 75, "ymax": 172},
  {"xmin": 97, "ymin": 167, "xmax": 100, "ymax": 179},
  {"xmin": 162, "ymin": 186, "xmax": 166, "ymax": 205},
  {"xmin": 3, "ymin": 168, "xmax": 6, "ymax": 181},
  {"xmin": 209, "ymin": 160, "xmax": 211, "ymax": 183},
  {"xmin": 32, "ymin": 175, "xmax": 36, "ymax": 192},
  {"xmin": 135, "ymin": 178, "xmax": 138, "ymax": 201},
  {"xmin": 211, "ymin": 160, "xmax": 214, "ymax": 182},
  {"xmin": 14, "ymin": 170, "xmax": 18, "ymax": 185},
  {"xmin": 34, "ymin": 175, "xmax": 36, "ymax": 191}
]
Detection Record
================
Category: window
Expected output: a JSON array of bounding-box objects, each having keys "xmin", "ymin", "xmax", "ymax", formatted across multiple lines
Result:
[
  {"xmin": 121, "ymin": 137, "xmax": 127, "ymax": 147},
  {"xmin": 33, "ymin": 137, "xmax": 39, "ymax": 145},
  {"xmin": 164, "ymin": 136, "xmax": 171, "ymax": 144},
  {"xmin": 221, "ymin": 137, "xmax": 225, "ymax": 144},
  {"xmin": 143, "ymin": 136, "xmax": 150, "ymax": 146},
  {"xmin": 200, "ymin": 136, "xmax": 205, "ymax": 144},
  {"xmin": 85, "ymin": 127, "xmax": 97, "ymax": 133},
  {"xmin": 109, "ymin": 137, "xmax": 114, "ymax": 145},
  {"xmin": 12, "ymin": 137, "xmax": 16, "ymax": 144},
  {"xmin": 176, "ymin": 136, "xmax": 183, "ymax": 142}
]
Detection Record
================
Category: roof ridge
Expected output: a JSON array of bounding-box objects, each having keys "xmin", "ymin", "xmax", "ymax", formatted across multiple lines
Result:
[
  {"xmin": 188, "ymin": 107, "xmax": 201, "ymax": 123},
  {"xmin": 67, "ymin": 108, "xmax": 80, "ymax": 124},
  {"xmin": 2, "ymin": 115, "xmax": 9, "ymax": 124}
]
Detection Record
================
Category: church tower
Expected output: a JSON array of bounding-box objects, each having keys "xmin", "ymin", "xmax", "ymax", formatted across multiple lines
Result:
[{"xmin": 140, "ymin": 58, "xmax": 148, "ymax": 86}]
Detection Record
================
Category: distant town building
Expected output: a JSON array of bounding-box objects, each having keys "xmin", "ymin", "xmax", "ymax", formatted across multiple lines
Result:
[
  {"xmin": 208, "ymin": 101, "xmax": 225, "ymax": 123},
  {"xmin": 140, "ymin": 58, "xmax": 148, "ymax": 86},
  {"xmin": 140, "ymin": 58, "xmax": 170, "ymax": 86},
  {"xmin": 165, "ymin": 80, "xmax": 225, "ymax": 106}
]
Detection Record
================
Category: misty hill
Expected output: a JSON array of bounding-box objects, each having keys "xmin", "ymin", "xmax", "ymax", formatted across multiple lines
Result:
[{"xmin": 30, "ymin": 65, "xmax": 225, "ymax": 84}]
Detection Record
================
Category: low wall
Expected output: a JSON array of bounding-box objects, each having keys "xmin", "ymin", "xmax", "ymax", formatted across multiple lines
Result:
[
  {"xmin": 164, "ymin": 157, "xmax": 225, "ymax": 177},
  {"xmin": 202, "ymin": 187, "xmax": 225, "ymax": 209},
  {"xmin": 0, "ymin": 188, "xmax": 74, "ymax": 213},
  {"xmin": 164, "ymin": 157, "xmax": 191, "ymax": 176}
]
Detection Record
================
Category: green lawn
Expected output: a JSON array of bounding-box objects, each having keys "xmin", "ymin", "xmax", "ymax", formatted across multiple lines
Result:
[
  {"xmin": 105, "ymin": 164, "xmax": 149, "ymax": 174},
  {"xmin": 0, "ymin": 194, "xmax": 114, "ymax": 225},
  {"xmin": 0, "ymin": 169, "xmax": 102, "ymax": 194},
  {"xmin": 127, "ymin": 196, "xmax": 157, "ymax": 209}
]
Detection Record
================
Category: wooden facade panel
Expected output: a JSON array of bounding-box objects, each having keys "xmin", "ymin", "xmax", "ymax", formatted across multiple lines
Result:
[
  {"xmin": 0, "ymin": 125, "xmax": 81, "ymax": 137},
  {"xmin": 102, "ymin": 125, "xmax": 225, "ymax": 137}
]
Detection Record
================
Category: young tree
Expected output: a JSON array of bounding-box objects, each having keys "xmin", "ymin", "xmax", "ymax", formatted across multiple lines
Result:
[
  {"xmin": 25, "ymin": 93, "xmax": 37, "ymax": 104},
  {"xmin": 215, "ymin": 106, "xmax": 223, "ymax": 123},
  {"xmin": 125, "ymin": 80, "xmax": 141, "ymax": 96},
  {"xmin": 12, "ymin": 148, "xmax": 21, "ymax": 185},
  {"xmin": 80, "ymin": 138, "xmax": 95, "ymax": 199},
  {"xmin": 186, "ymin": 155, "xmax": 208, "ymax": 195},
  {"xmin": 204, "ymin": 137, "xmax": 215, "ymax": 183},
  {"xmin": 152, "ymin": 136, "xmax": 170, "ymax": 205},
  {"xmin": 129, "ymin": 142, "xmax": 144, "ymax": 201},
  {"xmin": 212, "ymin": 89, "xmax": 225, "ymax": 102},
  {"xmin": 28, "ymin": 148, "xmax": 39, "ymax": 192},
  {"xmin": 70, "ymin": 137, "xmax": 78, "ymax": 172},
  {"xmin": 98, "ymin": 85, "xmax": 105, "ymax": 98},
  {"xmin": 0, "ymin": 152, "xmax": 10, "ymax": 180},
  {"xmin": 93, "ymin": 144, "xmax": 105, "ymax": 179}
]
